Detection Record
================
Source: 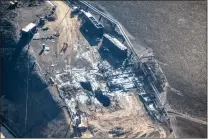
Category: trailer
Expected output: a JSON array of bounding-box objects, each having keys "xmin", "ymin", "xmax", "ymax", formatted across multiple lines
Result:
[
  {"xmin": 80, "ymin": 10, "xmax": 104, "ymax": 39},
  {"xmin": 21, "ymin": 23, "xmax": 37, "ymax": 36},
  {"xmin": 101, "ymin": 34, "xmax": 128, "ymax": 60}
]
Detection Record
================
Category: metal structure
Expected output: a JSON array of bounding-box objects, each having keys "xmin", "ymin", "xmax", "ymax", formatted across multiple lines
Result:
[
  {"xmin": 80, "ymin": 10, "xmax": 104, "ymax": 39},
  {"xmin": 21, "ymin": 23, "xmax": 37, "ymax": 35},
  {"xmin": 102, "ymin": 34, "xmax": 128, "ymax": 59}
]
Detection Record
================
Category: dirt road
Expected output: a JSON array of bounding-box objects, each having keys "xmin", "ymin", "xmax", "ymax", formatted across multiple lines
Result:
[
  {"xmin": 168, "ymin": 109, "xmax": 207, "ymax": 125},
  {"xmin": 48, "ymin": 1, "xmax": 80, "ymax": 61}
]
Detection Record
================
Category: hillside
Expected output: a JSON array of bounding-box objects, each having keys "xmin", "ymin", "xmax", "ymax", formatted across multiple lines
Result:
[{"xmin": 0, "ymin": 1, "xmax": 71, "ymax": 137}]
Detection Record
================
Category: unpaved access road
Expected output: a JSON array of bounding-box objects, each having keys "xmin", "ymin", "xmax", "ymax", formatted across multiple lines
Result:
[{"xmin": 48, "ymin": 0, "xmax": 80, "ymax": 60}]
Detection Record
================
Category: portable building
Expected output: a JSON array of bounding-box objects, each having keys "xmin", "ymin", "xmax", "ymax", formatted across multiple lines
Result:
[
  {"xmin": 21, "ymin": 23, "xmax": 37, "ymax": 35},
  {"xmin": 80, "ymin": 11, "xmax": 104, "ymax": 38},
  {"xmin": 102, "ymin": 34, "xmax": 127, "ymax": 59}
]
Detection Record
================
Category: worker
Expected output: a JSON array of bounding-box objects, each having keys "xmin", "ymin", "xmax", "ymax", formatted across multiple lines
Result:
[{"xmin": 42, "ymin": 43, "xmax": 46, "ymax": 50}]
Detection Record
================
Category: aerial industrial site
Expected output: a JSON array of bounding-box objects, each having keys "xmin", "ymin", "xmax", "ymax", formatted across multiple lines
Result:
[{"xmin": 0, "ymin": 0, "xmax": 207, "ymax": 138}]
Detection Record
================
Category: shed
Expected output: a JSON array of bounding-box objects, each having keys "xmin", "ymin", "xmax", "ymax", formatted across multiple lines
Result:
[
  {"xmin": 10, "ymin": 1, "xmax": 15, "ymax": 5},
  {"xmin": 21, "ymin": 23, "xmax": 37, "ymax": 35},
  {"xmin": 102, "ymin": 34, "xmax": 128, "ymax": 59},
  {"xmin": 9, "ymin": 1, "xmax": 15, "ymax": 9},
  {"xmin": 80, "ymin": 10, "xmax": 104, "ymax": 38}
]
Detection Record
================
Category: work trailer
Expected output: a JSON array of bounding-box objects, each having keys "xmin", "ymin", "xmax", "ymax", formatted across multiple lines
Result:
[
  {"xmin": 9, "ymin": 1, "xmax": 18, "ymax": 9},
  {"xmin": 80, "ymin": 10, "xmax": 104, "ymax": 39},
  {"xmin": 21, "ymin": 23, "xmax": 37, "ymax": 36},
  {"xmin": 102, "ymin": 34, "xmax": 128, "ymax": 60}
]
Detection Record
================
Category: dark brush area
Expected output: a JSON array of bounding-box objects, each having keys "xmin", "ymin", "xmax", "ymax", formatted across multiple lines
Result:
[{"xmin": 0, "ymin": 1, "xmax": 70, "ymax": 137}]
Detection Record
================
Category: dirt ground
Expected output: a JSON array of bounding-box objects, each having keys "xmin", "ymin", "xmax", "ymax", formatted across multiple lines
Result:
[
  {"xmin": 46, "ymin": 1, "xmax": 80, "ymax": 59},
  {"xmin": 83, "ymin": 92, "xmax": 166, "ymax": 138}
]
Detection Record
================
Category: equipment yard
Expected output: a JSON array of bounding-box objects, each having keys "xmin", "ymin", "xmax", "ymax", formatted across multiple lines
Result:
[
  {"xmin": 1, "ymin": 0, "xmax": 205, "ymax": 138},
  {"xmin": 26, "ymin": 1, "xmax": 169, "ymax": 137}
]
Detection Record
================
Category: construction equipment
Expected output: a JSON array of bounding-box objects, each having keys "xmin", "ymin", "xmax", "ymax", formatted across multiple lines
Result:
[
  {"xmin": 52, "ymin": 5, "xmax": 56, "ymax": 11},
  {"xmin": 49, "ymin": 77, "xmax": 55, "ymax": 85},
  {"xmin": 41, "ymin": 26, "xmax": 49, "ymax": 31},
  {"xmin": 46, "ymin": 15, "xmax": 56, "ymax": 21},
  {"xmin": 38, "ymin": 17, "xmax": 45, "ymax": 26},
  {"xmin": 70, "ymin": 6, "xmax": 80, "ymax": 17},
  {"xmin": 9, "ymin": 1, "xmax": 16, "ymax": 9},
  {"xmin": 14, "ymin": 1, "xmax": 18, "ymax": 6},
  {"xmin": 9, "ymin": 0, "xmax": 18, "ymax": 9},
  {"xmin": 42, "ymin": 43, "xmax": 46, "ymax": 50}
]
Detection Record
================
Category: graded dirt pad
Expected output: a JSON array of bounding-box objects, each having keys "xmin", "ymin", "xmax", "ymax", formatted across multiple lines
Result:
[
  {"xmin": 46, "ymin": 1, "xmax": 80, "ymax": 58},
  {"xmin": 83, "ymin": 92, "xmax": 166, "ymax": 138},
  {"xmin": 0, "ymin": 0, "xmax": 169, "ymax": 138}
]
